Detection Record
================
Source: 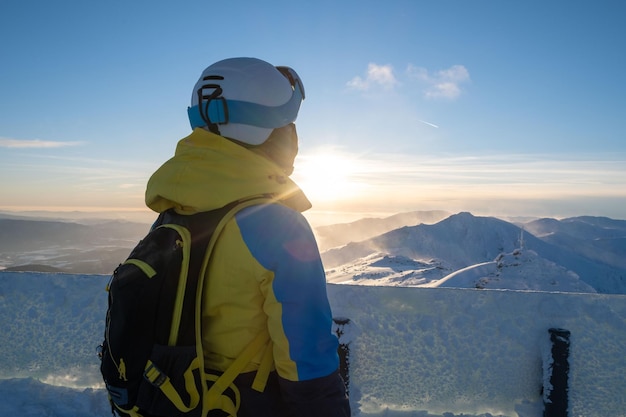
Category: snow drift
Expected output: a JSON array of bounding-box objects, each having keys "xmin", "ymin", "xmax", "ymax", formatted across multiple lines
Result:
[{"xmin": 1, "ymin": 272, "xmax": 625, "ymax": 417}]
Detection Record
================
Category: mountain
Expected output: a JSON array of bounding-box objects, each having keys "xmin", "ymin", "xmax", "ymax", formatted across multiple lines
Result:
[
  {"xmin": 433, "ymin": 249, "xmax": 596, "ymax": 292},
  {"xmin": 0, "ymin": 209, "xmax": 450, "ymax": 273},
  {"xmin": 0, "ymin": 218, "xmax": 149, "ymax": 274},
  {"xmin": 322, "ymin": 212, "xmax": 626, "ymax": 294},
  {"xmin": 1, "ymin": 214, "xmax": 625, "ymax": 415},
  {"xmin": 3, "ymin": 211, "xmax": 625, "ymax": 293},
  {"xmin": 314, "ymin": 210, "xmax": 450, "ymax": 251},
  {"xmin": 0, "ymin": 218, "xmax": 149, "ymax": 252},
  {"xmin": 322, "ymin": 212, "xmax": 527, "ymax": 270},
  {"xmin": 523, "ymin": 216, "xmax": 626, "ymax": 270}
]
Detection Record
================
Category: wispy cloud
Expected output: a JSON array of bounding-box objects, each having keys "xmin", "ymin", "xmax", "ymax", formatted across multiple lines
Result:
[
  {"xmin": 0, "ymin": 137, "xmax": 84, "ymax": 149},
  {"xmin": 0, "ymin": 153, "xmax": 151, "ymax": 210},
  {"xmin": 419, "ymin": 120, "xmax": 439, "ymax": 129},
  {"xmin": 297, "ymin": 150, "xmax": 626, "ymax": 220},
  {"xmin": 407, "ymin": 64, "xmax": 470, "ymax": 100},
  {"xmin": 298, "ymin": 149, "xmax": 626, "ymax": 202},
  {"xmin": 347, "ymin": 63, "xmax": 398, "ymax": 91}
]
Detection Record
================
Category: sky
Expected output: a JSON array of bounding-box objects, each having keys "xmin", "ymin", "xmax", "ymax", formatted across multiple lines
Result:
[{"xmin": 1, "ymin": 0, "xmax": 625, "ymax": 225}]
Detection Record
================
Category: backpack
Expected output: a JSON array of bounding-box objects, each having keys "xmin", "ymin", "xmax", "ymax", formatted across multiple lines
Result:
[{"xmin": 99, "ymin": 197, "xmax": 273, "ymax": 417}]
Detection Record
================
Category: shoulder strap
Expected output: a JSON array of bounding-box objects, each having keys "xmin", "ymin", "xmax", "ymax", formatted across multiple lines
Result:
[{"xmin": 193, "ymin": 196, "xmax": 275, "ymax": 417}]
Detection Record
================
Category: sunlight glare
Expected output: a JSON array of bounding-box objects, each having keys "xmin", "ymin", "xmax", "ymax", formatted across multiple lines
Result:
[{"xmin": 293, "ymin": 150, "xmax": 368, "ymax": 203}]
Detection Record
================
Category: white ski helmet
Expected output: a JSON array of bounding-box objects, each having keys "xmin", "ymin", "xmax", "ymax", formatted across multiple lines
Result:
[{"xmin": 187, "ymin": 57, "xmax": 305, "ymax": 145}]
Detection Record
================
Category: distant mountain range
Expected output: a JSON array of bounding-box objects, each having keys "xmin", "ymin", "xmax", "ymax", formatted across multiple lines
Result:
[
  {"xmin": 322, "ymin": 212, "xmax": 626, "ymax": 294},
  {"xmin": 0, "ymin": 217, "xmax": 150, "ymax": 274},
  {"xmin": 314, "ymin": 210, "xmax": 451, "ymax": 250},
  {"xmin": 1, "ymin": 211, "xmax": 625, "ymax": 294}
]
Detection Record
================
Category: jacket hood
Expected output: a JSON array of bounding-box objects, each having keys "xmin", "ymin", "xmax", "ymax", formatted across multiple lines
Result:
[{"xmin": 145, "ymin": 129, "xmax": 311, "ymax": 214}]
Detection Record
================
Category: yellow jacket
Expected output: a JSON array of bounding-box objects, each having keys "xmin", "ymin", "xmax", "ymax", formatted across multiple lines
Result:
[{"xmin": 145, "ymin": 128, "xmax": 340, "ymax": 382}]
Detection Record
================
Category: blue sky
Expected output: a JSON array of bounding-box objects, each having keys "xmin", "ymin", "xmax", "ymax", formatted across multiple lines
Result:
[{"xmin": 1, "ymin": 0, "xmax": 625, "ymax": 224}]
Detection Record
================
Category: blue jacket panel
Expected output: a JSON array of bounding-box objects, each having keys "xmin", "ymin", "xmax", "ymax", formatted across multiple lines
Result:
[{"xmin": 235, "ymin": 203, "xmax": 339, "ymax": 381}]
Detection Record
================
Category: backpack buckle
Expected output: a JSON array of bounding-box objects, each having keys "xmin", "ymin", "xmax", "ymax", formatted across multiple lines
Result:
[{"xmin": 144, "ymin": 361, "xmax": 168, "ymax": 387}]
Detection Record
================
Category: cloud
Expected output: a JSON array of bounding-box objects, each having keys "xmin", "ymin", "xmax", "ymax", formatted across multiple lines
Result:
[
  {"xmin": 407, "ymin": 64, "xmax": 470, "ymax": 100},
  {"xmin": 347, "ymin": 63, "xmax": 398, "ymax": 91},
  {"xmin": 419, "ymin": 120, "xmax": 439, "ymax": 129},
  {"xmin": 297, "ymin": 150, "xmax": 626, "ymax": 204},
  {"xmin": 119, "ymin": 183, "xmax": 143, "ymax": 189},
  {"xmin": 0, "ymin": 138, "xmax": 84, "ymax": 149},
  {"xmin": 347, "ymin": 63, "xmax": 469, "ymax": 99}
]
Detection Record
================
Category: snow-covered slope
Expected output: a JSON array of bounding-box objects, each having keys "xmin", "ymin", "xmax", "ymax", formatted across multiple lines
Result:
[
  {"xmin": 326, "ymin": 252, "xmax": 450, "ymax": 286},
  {"xmin": 322, "ymin": 212, "xmax": 626, "ymax": 294},
  {"xmin": 524, "ymin": 216, "xmax": 626, "ymax": 270},
  {"xmin": 433, "ymin": 249, "xmax": 596, "ymax": 292}
]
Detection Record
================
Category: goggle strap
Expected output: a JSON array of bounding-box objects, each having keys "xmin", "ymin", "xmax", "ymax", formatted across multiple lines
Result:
[{"xmin": 188, "ymin": 85, "xmax": 303, "ymax": 130}]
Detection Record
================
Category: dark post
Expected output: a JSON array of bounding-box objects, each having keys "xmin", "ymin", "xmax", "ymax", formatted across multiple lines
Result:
[
  {"xmin": 544, "ymin": 328, "xmax": 571, "ymax": 417},
  {"xmin": 333, "ymin": 317, "xmax": 351, "ymax": 396}
]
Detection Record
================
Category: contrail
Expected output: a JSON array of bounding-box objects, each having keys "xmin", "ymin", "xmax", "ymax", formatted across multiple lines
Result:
[{"xmin": 419, "ymin": 120, "xmax": 439, "ymax": 129}]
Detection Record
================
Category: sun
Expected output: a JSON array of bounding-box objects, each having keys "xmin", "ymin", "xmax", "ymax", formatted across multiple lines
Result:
[{"xmin": 292, "ymin": 150, "xmax": 367, "ymax": 204}]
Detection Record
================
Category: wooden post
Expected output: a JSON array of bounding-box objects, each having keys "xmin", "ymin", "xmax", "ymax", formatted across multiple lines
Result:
[
  {"xmin": 544, "ymin": 328, "xmax": 571, "ymax": 417},
  {"xmin": 333, "ymin": 317, "xmax": 351, "ymax": 396}
]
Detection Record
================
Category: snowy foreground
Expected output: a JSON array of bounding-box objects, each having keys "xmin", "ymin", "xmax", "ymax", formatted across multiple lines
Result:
[{"xmin": 1, "ymin": 272, "xmax": 625, "ymax": 417}]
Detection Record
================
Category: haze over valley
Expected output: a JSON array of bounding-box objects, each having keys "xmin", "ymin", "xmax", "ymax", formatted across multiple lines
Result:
[{"xmin": 2, "ymin": 210, "xmax": 624, "ymax": 294}]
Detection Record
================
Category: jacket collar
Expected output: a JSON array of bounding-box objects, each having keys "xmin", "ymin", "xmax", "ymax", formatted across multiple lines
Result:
[{"xmin": 145, "ymin": 129, "xmax": 311, "ymax": 214}]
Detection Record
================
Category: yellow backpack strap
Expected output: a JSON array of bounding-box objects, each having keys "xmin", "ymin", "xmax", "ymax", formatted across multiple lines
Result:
[
  {"xmin": 143, "ymin": 356, "xmax": 201, "ymax": 413},
  {"xmin": 252, "ymin": 340, "xmax": 274, "ymax": 392},
  {"xmin": 205, "ymin": 331, "xmax": 270, "ymax": 413},
  {"xmin": 194, "ymin": 196, "xmax": 277, "ymax": 416},
  {"xmin": 112, "ymin": 403, "xmax": 145, "ymax": 417},
  {"xmin": 204, "ymin": 373, "xmax": 240, "ymax": 416}
]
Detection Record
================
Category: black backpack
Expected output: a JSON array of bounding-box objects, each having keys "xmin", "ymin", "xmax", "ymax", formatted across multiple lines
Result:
[{"xmin": 99, "ymin": 197, "xmax": 272, "ymax": 417}]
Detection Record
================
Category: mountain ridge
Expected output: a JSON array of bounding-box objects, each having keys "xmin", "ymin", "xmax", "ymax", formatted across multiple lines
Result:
[
  {"xmin": 322, "ymin": 212, "xmax": 626, "ymax": 294},
  {"xmin": 2, "ymin": 211, "xmax": 625, "ymax": 294}
]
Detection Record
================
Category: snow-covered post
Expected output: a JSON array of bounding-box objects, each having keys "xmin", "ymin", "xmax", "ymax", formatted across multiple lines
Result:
[
  {"xmin": 543, "ymin": 328, "xmax": 571, "ymax": 417},
  {"xmin": 333, "ymin": 317, "xmax": 352, "ymax": 396}
]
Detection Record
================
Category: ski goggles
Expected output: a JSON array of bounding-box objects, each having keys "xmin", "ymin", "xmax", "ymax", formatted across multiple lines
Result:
[
  {"xmin": 276, "ymin": 66, "xmax": 306, "ymax": 100},
  {"xmin": 188, "ymin": 66, "xmax": 305, "ymax": 130}
]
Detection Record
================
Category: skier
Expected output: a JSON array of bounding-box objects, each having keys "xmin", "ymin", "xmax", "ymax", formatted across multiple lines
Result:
[{"xmin": 145, "ymin": 57, "xmax": 351, "ymax": 417}]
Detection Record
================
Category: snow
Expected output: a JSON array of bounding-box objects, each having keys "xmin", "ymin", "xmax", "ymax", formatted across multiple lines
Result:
[
  {"xmin": 1, "ymin": 210, "xmax": 625, "ymax": 416},
  {"xmin": 327, "ymin": 285, "xmax": 626, "ymax": 417},
  {"xmin": 322, "ymin": 212, "xmax": 626, "ymax": 294},
  {"xmin": 327, "ymin": 248, "xmax": 598, "ymax": 293},
  {"xmin": 0, "ymin": 378, "xmax": 110, "ymax": 416},
  {"xmin": 1, "ymin": 271, "xmax": 625, "ymax": 417}
]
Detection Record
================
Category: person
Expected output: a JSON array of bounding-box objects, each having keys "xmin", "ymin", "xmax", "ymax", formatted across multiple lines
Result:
[{"xmin": 144, "ymin": 57, "xmax": 351, "ymax": 417}]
